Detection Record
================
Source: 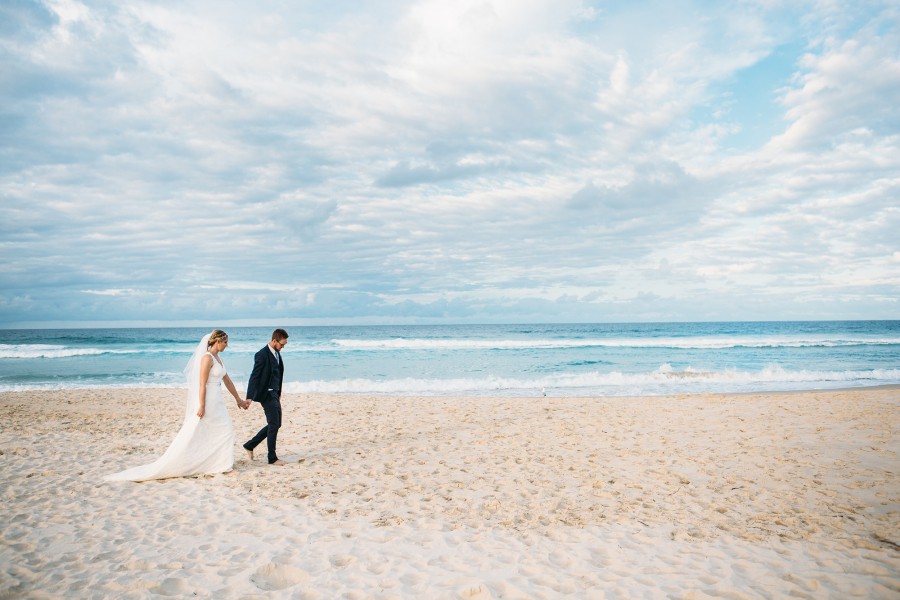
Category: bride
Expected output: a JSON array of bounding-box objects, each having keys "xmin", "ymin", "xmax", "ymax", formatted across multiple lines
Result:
[{"xmin": 106, "ymin": 330, "xmax": 249, "ymax": 482}]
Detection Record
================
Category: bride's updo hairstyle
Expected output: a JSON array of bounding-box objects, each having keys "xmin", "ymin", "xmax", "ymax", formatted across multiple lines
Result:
[{"xmin": 207, "ymin": 329, "xmax": 228, "ymax": 348}]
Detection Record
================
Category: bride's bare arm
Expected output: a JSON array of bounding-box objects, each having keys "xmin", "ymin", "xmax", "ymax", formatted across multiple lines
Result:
[
  {"xmin": 222, "ymin": 374, "xmax": 247, "ymax": 409},
  {"xmin": 198, "ymin": 355, "xmax": 213, "ymax": 418}
]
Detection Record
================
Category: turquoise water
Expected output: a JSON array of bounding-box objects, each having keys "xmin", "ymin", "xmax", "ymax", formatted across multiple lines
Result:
[{"xmin": 0, "ymin": 321, "xmax": 898, "ymax": 396}]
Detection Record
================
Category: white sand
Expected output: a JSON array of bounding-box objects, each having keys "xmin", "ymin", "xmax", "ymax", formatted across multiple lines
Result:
[{"xmin": 1, "ymin": 387, "xmax": 898, "ymax": 598}]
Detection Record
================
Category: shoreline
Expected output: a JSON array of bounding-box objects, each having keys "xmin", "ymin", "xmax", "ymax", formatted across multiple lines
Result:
[
  {"xmin": 1, "ymin": 381, "xmax": 898, "ymax": 396},
  {"xmin": 2, "ymin": 387, "xmax": 898, "ymax": 597}
]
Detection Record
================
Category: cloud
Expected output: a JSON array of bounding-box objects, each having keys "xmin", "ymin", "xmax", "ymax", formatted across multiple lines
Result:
[
  {"xmin": 568, "ymin": 160, "xmax": 711, "ymax": 223},
  {"xmin": 0, "ymin": 0, "xmax": 898, "ymax": 325},
  {"xmin": 771, "ymin": 11, "xmax": 900, "ymax": 151},
  {"xmin": 81, "ymin": 288, "xmax": 144, "ymax": 296},
  {"xmin": 376, "ymin": 160, "xmax": 489, "ymax": 187}
]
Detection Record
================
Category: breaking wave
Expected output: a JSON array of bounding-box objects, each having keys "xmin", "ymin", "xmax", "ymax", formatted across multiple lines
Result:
[
  {"xmin": 284, "ymin": 365, "xmax": 900, "ymax": 396},
  {"xmin": 330, "ymin": 336, "xmax": 900, "ymax": 351},
  {"xmin": 0, "ymin": 344, "xmax": 143, "ymax": 359}
]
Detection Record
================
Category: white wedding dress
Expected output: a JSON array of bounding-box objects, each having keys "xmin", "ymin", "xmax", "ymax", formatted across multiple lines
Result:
[{"xmin": 106, "ymin": 350, "xmax": 235, "ymax": 482}]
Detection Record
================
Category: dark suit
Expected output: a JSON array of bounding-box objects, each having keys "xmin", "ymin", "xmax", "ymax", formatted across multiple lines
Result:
[{"xmin": 243, "ymin": 345, "xmax": 284, "ymax": 464}]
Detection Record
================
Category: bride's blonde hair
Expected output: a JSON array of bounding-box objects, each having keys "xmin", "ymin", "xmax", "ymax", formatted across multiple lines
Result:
[{"xmin": 207, "ymin": 329, "xmax": 228, "ymax": 347}]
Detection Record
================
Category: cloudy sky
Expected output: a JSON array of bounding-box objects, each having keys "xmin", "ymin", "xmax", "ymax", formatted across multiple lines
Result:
[{"xmin": 1, "ymin": 0, "xmax": 898, "ymax": 327}]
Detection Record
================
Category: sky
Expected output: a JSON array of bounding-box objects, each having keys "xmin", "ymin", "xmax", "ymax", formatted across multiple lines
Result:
[{"xmin": 1, "ymin": 0, "xmax": 899, "ymax": 327}]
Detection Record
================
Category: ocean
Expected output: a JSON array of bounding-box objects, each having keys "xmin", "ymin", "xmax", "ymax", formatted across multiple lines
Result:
[{"xmin": 0, "ymin": 321, "xmax": 898, "ymax": 396}]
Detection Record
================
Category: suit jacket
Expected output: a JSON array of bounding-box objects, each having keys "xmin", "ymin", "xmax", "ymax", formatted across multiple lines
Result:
[{"xmin": 246, "ymin": 345, "xmax": 284, "ymax": 402}]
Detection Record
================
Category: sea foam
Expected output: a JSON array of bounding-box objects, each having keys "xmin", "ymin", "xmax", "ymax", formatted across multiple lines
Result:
[
  {"xmin": 329, "ymin": 336, "xmax": 900, "ymax": 351},
  {"xmin": 283, "ymin": 366, "xmax": 900, "ymax": 396}
]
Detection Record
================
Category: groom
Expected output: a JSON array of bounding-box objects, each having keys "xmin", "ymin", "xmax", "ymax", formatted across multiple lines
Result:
[{"xmin": 243, "ymin": 328, "xmax": 289, "ymax": 466}]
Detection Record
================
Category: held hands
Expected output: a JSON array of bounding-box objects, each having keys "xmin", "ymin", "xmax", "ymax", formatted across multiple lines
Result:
[{"xmin": 237, "ymin": 398, "xmax": 251, "ymax": 410}]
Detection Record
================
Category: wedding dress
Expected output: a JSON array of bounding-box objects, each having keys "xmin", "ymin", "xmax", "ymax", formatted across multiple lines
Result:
[{"xmin": 106, "ymin": 336, "xmax": 235, "ymax": 482}]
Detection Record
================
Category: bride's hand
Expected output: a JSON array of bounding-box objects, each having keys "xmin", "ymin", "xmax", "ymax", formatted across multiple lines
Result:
[{"xmin": 197, "ymin": 405, "xmax": 205, "ymax": 418}]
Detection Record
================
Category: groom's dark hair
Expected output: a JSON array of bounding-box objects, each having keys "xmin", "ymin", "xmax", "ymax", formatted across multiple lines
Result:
[{"xmin": 272, "ymin": 328, "xmax": 289, "ymax": 341}]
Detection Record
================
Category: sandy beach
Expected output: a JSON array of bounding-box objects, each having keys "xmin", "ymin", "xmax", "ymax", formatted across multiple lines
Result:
[{"xmin": 1, "ymin": 387, "xmax": 898, "ymax": 598}]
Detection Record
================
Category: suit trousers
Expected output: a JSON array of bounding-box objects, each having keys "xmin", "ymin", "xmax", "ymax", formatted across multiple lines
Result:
[{"xmin": 244, "ymin": 393, "xmax": 282, "ymax": 464}]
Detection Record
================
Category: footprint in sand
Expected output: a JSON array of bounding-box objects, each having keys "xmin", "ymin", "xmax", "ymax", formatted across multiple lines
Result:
[
  {"xmin": 250, "ymin": 563, "xmax": 311, "ymax": 591},
  {"xmin": 149, "ymin": 577, "xmax": 191, "ymax": 596},
  {"xmin": 329, "ymin": 554, "xmax": 356, "ymax": 568},
  {"xmin": 459, "ymin": 583, "xmax": 493, "ymax": 598}
]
